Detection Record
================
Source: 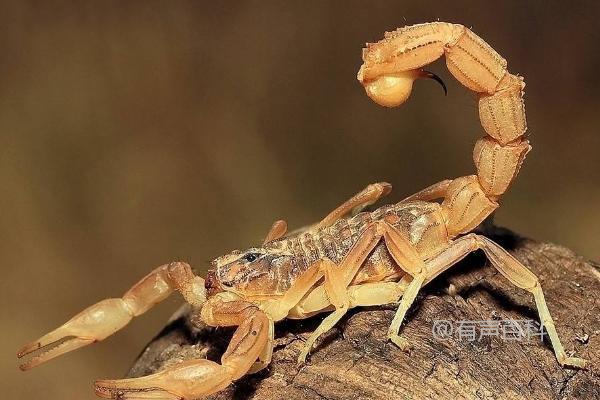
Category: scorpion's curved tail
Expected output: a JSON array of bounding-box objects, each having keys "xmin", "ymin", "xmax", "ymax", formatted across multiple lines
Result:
[{"xmin": 358, "ymin": 22, "xmax": 530, "ymax": 238}]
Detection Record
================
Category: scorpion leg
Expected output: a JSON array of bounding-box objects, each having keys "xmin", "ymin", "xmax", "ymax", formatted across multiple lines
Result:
[
  {"xmin": 263, "ymin": 219, "xmax": 288, "ymax": 244},
  {"xmin": 348, "ymin": 281, "xmax": 409, "ymax": 307},
  {"xmin": 95, "ymin": 300, "xmax": 271, "ymax": 399},
  {"xmin": 421, "ymin": 234, "xmax": 587, "ymax": 368},
  {"xmin": 401, "ymin": 179, "xmax": 452, "ymax": 202},
  {"xmin": 297, "ymin": 258, "xmax": 351, "ymax": 364},
  {"xmin": 277, "ymin": 260, "xmax": 331, "ymax": 318},
  {"xmin": 316, "ymin": 182, "xmax": 392, "ymax": 229},
  {"xmin": 377, "ymin": 221, "xmax": 428, "ymax": 350},
  {"xmin": 297, "ymin": 223, "xmax": 390, "ymax": 363},
  {"xmin": 289, "ymin": 278, "xmax": 411, "ymax": 321},
  {"xmin": 18, "ymin": 262, "xmax": 205, "ymax": 371},
  {"xmin": 297, "ymin": 219, "xmax": 424, "ymax": 363},
  {"xmin": 228, "ymin": 261, "xmax": 330, "ymax": 369}
]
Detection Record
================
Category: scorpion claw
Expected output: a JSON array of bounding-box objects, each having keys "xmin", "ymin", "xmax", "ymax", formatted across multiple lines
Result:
[
  {"xmin": 95, "ymin": 359, "xmax": 233, "ymax": 400},
  {"xmin": 18, "ymin": 298, "xmax": 134, "ymax": 370},
  {"xmin": 18, "ymin": 323, "xmax": 78, "ymax": 359},
  {"xmin": 18, "ymin": 337, "xmax": 95, "ymax": 371},
  {"xmin": 95, "ymin": 381, "xmax": 182, "ymax": 400}
]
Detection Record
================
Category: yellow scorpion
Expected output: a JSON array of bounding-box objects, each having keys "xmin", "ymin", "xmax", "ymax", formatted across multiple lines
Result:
[{"xmin": 18, "ymin": 22, "xmax": 587, "ymax": 399}]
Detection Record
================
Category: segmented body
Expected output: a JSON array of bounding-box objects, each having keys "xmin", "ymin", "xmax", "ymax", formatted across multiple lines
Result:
[
  {"xmin": 17, "ymin": 22, "xmax": 587, "ymax": 400},
  {"xmin": 265, "ymin": 200, "xmax": 448, "ymax": 295}
]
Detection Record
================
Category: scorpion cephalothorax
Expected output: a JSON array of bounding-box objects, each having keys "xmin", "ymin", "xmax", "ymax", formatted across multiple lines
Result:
[{"xmin": 18, "ymin": 22, "xmax": 587, "ymax": 400}]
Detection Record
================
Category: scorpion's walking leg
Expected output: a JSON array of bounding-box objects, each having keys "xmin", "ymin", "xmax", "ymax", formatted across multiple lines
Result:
[
  {"xmin": 401, "ymin": 179, "xmax": 451, "ymax": 202},
  {"xmin": 17, "ymin": 262, "xmax": 206, "ymax": 371},
  {"xmin": 95, "ymin": 300, "xmax": 270, "ymax": 399},
  {"xmin": 250, "ymin": 260, "xmax": 335, "ymax": 372},
  {"xmin": 420, "ymin": 234, "xmax": 588, "ymax": 368},
  {"xmin": 263, "ymin": 219, "xmax": 288, "ymax": 244},
  {"xmin": 291, "ymin": 187, "xmax": 401, "ymax": 359},
  {"xmin": 316, "ymin": 182, "xmax": 392, "ymax": 229},
  {"xmin": 296, "ymin": 258, "xmax": 353, "ymax": 363},
  {"xmin": 380, "ymin": 222, "xmax": 430, "ymax": 350},
  {"xmin": 265, "ymin": 182, "xmax": 391, "ymax": 247},
  {"xmin": 297, "ymin": 219, "xmax": 425, "ymax": 363}
]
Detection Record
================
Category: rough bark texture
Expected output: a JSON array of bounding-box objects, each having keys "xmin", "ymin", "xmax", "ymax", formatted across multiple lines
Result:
[{"xmin": 127, "ymin": 227, "xmax": 600, "ymax": 399}]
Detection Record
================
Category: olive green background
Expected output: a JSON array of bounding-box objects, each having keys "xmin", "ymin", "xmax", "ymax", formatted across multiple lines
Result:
[{"xmin": 3, "ymin": 1, "xmax": 599, "ymax": 398}]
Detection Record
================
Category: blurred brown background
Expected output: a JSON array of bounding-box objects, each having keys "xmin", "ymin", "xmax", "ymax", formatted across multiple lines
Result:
[{"xmin": 2, "ymin": 1, "xmax": 599, "ymax": 398}]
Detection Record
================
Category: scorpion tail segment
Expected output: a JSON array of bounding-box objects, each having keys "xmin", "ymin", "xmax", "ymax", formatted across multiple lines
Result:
[
  {"xmin": 358, "ymin": 22, "xmax": 460, "ymax": 107},
  {"xmin": 359, "ymin": 22, "xmax": 529, "ymax": 237},
  {"xmin": 18, "ymin": 298, "xmax": 134, "ymax": 370},
  {"xmin": 95, "ymin": 359, "xmax": 234, "ymax": 400}
]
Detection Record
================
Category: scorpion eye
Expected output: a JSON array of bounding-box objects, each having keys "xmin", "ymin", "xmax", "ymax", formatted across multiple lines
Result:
[{"xmin": 243, "ymin": 253, "xmax": 260, "ymax": 263}]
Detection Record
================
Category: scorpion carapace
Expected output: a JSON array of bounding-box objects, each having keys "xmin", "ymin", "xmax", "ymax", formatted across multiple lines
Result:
[{"xmin": 18, "ymin": 22, "xmax": 587, "ymax": 400}]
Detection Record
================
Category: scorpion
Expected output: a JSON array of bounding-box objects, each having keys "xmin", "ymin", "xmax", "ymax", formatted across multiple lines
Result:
[{"xmin": 18, "ymin": 22, "xmax": 588, "ymax": 399}]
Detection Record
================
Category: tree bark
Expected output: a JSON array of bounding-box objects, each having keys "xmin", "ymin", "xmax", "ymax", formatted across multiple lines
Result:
[{"xmin": 126, "ymin": 226, "xmax": 600, "ymax": 399}]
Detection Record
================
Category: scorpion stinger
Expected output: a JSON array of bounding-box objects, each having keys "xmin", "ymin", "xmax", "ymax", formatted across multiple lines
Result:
[{"xmin": 419, "ymin": 70, "xmax": 448, "ymax": 95}]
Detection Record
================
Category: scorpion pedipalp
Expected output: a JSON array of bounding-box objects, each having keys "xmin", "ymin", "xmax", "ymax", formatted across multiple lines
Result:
[{"xmin": 17, "ymin": 262, "xmax": 206, "ymax": 370}]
